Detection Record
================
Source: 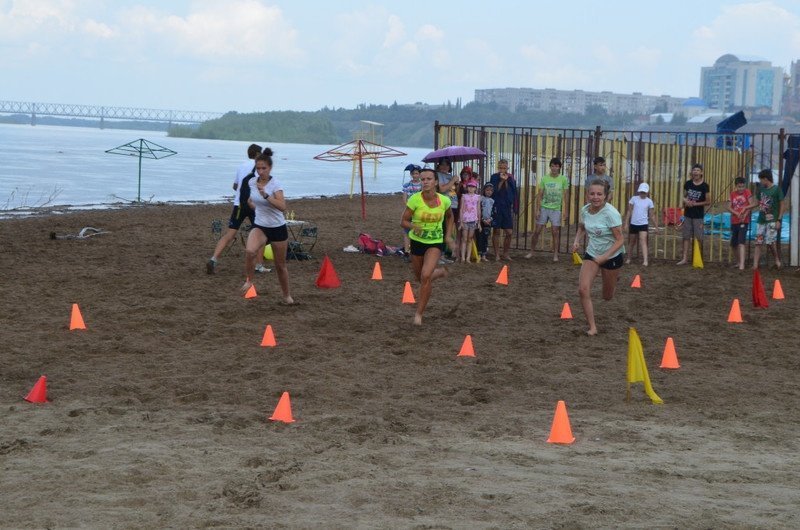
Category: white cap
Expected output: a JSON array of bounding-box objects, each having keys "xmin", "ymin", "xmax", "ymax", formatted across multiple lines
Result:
[{"xmin": 637, "ymin": 182, "xmax": 650, "ymax": 193}]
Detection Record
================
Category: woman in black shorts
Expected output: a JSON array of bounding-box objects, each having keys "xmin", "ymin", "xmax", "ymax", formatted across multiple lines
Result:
[
  {"xmin": 571, "ymin": 180, "xmax": 625, "ymax": 335},
  {"xmin": 240, "ymin": 148, "xmax": 293, "ymax": 304}
]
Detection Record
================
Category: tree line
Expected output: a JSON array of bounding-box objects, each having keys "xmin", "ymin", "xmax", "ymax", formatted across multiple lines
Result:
[{"xmin": 168, "ymin": 102, "xmax": 653, "ymax": 148}]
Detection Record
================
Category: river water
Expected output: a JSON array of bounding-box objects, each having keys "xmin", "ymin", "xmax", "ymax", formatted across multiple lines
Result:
[{"xmin": 0, "ymin": 124, "xmax": 431, "ymax": 212}]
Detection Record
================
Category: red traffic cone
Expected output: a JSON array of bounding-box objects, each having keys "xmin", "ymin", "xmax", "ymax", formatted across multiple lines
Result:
[
  {"xmin": 560, "ymin": 302, "xmax": 573, "ymax": 319},
  {"xmin": 315, "ymin": 256, "xmax": 341, "ymax": 288},
  {"xmin": 24, "ymin": 376, "xmax": 48, "ymax": 403},
  {"xmin": 752, "ymin": 269, "xmax": 769, "ymax": 308},
  {"xmin": 630, "ymin": 275, "xmax": 641, "ymax": 288},
  {"xmin": 269, "ymin": 391, "xmax": 295, "ymax": 423},
  {"xmin": 244, "ymin": 284, "xmax": 257, "ymax": 299}
]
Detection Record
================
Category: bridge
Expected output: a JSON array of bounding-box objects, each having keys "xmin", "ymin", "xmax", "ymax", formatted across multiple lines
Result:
[{"xmin": 0, "ymin": 100, "xmax": 224, "ymax": 126}]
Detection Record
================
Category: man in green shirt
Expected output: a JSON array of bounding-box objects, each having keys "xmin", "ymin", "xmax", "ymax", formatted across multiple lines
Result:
[
  {"xmin": 753, "ymin": 169, "xmax": 786, "ymax": 269},
  {"xmin": 526, "ymin": 158, "xmax": 570, "ymax": 261}
]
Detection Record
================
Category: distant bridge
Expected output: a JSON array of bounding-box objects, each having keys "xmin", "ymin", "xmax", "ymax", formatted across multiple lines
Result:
[{"xmin": 0, "ymin": 100, "xmax": 223, "ymax": 126}]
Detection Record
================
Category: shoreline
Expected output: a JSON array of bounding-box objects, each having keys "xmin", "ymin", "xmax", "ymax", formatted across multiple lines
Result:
[{"xmin": 0, "ymin": 191, "xmax": 401, "ymax": 221}]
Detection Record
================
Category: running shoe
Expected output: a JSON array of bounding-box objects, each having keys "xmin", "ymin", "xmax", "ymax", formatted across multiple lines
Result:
[{"xmin": 206, "ymin": 259, "xmax": 216, "ymax": 274}]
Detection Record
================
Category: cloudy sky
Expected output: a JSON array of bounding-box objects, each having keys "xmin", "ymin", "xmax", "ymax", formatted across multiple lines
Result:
[{"xmin": 2, "ymin": 0, "xmax": 800, "ymax": 113}]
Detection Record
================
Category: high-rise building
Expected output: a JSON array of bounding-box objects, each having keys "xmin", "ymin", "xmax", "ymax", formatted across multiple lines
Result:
[
  {"xmin": 699, "ymin": 54, "xmax": 784, "ymax": 115},
  {"xmin": 783, "ymin": 60, "xmax": 800, "ymax": 115}
]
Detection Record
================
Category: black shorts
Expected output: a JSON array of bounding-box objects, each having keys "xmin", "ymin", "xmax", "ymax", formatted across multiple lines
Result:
[
  {"xmin": 410, "ymin": 239, "xmax": 445, "ymax": 257},
  {"xmin": 492, "ymin": 206, "xmax": 514, "ymax": 230},
  {"xmin": 252, "ymin": 223, "xmax": 288, "ymax": 242},
  {"xmin": 228, "ymin": 205, "xmax": 254, "ymax": 230},
  {"xmin": 629, "ymin": 223, "xmax": 648, "ymax": 234},
  {"xmin": 584, "ymin": 252, "xmax": 624, "ymax": 270},
  {"xmin": 730, "ymin": 223, "xmax": 749, "ymax": 246}
]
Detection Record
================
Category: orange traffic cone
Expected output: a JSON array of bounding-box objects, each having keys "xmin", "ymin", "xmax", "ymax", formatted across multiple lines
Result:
[
  {"xmin": 244, "ymin": 284, "xmax": 257, "ymax": 299},
  {"xmin": 546, "ymin": 400, "xmax": 575, "ymax": 444},
  {"xmin": 69, "ymin": 303, "xmax": 86, "ymax": 330},
  {"xmin": 315, "ymin": 256, "xmax": 341, "ymax": 288},
  {"xmin": 496, "ymin": 265, "xmax": 509, "ymax": 285},
  {"xmin": 24, "ymin": 375, "xmax": 48, "ymax": 403},
  {"xmin": 269, "ymin": 391, "xmax": 295, "ymax": 423},
  {"xmin": 402, "ymin": 281, "xmax": 416, "ymax": 304},
  {"xmin": 560, "ymin": 302, "xmax": 573, "ymax": 319},
  {"xmin": 660, "ymin": 337, "xmax": 680, "ymax": 369},
  {"xmin": 727, "ymin": 298, "xmax": 743, "ymax": 323},
  {"xmin": 773, "ymin": 279, "xmax": 785, "ymax": 300},
  {"xmin": 457, "ymin": 335, "xmax": 475, "ymax": 357},
  {"xmin": 260, "ymin": 324, "xmax": 277, "ymax": 347},
  {"xmin": 371, "ymin": 262, "xmax": 383, "ymax": 280},
  {"xmin": 631, "ymin": 275, "xmax": 642, "ymax": 288}
]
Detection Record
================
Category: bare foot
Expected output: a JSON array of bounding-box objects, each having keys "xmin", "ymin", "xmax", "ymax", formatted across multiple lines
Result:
[
  {"xmin": 494, "ymin": 255, "xmax": 501, "ymax": 262},
  {"xmin": 240, "ymin": 280, "xmax": 253, "ymax": 294},
  {"xmin": 282, "ymin": 295, "xmax": 295, "ymax": 305},
  {"xmin": 503, "ymin": 255, "xmax": 513, "ymax": 261},
  {"xmin": 676, "ymin": 260, "xmax": 688, "ymax": 266},
  {"xmin": 553, "ymin": 254, "xmax": 559, "ymax": 262},
  {"xmin": 775, "ymin": 261, "xmax": 782, "ymax": 270},
  {"xmin": 625, "ymin": 258, "xmax": 631, "ymax": 264},
  {"xmin": 524, "ymin": 252, "xmax": 533, "ymax": 259},
  {"xmin": 643, "ymin": 261, "xmax": 648, "ymax": 267},
  {"xmin": 413, "ymin": 314, "xmax": 422, "ymax": 326},
  {"xmin": 587, "ymin": 328, "xmax": 598, "ymax": 336}
]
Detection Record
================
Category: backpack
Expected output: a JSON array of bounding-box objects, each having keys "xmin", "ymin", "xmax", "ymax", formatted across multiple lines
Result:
[{"xmin": 358, "ymin": 233, "xmax": 388, "ymax": 256}]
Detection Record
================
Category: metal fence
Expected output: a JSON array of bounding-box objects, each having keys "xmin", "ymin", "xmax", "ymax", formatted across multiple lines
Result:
[{"xmin": 433, "ymin": 122, "xmax": 791, "ymax": 265}]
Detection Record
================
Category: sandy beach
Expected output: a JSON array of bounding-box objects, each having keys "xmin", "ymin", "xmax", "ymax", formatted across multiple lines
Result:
[{"xmin": 1, "ymin": 194, "xmax": 799, "ymax": 528}]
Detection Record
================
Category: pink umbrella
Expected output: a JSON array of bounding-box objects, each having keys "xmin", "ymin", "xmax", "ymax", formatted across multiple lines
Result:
[{"xmin": 423, "ymin": 146, "xmax": 486, "ymax": 163}]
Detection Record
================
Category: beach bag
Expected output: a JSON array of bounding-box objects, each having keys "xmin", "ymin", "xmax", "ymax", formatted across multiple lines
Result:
[{"xmin": 358, "ymin": 233, "xmax": 388, "ymax": 255}]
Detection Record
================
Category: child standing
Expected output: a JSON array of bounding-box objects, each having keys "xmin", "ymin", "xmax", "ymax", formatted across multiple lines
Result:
[
  {"xmin": 477, "ymin": 183, "xmax": 494, "ymax": 261},
  {"xmin": 623, "ymin": 183, "xmax": 657, "ymax": 266},
  {"xmin": 753, "ymin": 169, "xmax": 786, "ymax": 269},
  {"xmin": 401, "ymin": 166, "xmax": 423, "ymax": 256},
  {"xmin": 726, "ymin": 176, "xmax": 755, "ymax": 270},
  {"xmin": 458, "ymin": 179, "xmax": 481, "ymax": 263}
]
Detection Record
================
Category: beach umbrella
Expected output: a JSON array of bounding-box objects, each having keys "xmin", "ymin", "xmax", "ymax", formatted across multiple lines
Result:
[
  {"xmin": 314, "ymin": 139, "xmax": 406, "ymax": 220},
  {"xmin": 105, "ymin": 138, "xmax": 177, "ymax": 202},
  {"xmin": 422, "ymin": 145, "xmax": 487, "ymax": 163}
]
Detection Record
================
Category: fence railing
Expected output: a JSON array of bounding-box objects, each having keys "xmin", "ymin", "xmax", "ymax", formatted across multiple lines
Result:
[{"xmin": 433, "ymin": 122, "xmax": 790, "ymax": 265}]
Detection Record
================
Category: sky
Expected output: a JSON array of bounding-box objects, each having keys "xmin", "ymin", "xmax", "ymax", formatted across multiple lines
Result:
[{"xmin": 2, "ymin": 0, "xmax": 800, "ymax": 113}]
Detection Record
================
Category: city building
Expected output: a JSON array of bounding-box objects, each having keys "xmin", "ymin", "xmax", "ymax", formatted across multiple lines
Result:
[
  {"xmin": 474, "ymin": 87, "xmax": 687, "ymax": 115},
  {"xmin": 783, "ymin": 60, "xmax": 800, "ymax": 115},
  {"xmin": 700, "ymin": 54, "xmax": 784, "ymax": 115}
]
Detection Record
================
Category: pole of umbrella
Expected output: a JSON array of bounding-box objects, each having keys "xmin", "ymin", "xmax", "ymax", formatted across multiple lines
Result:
[
  {"xmin": 358, "ymin": 140, "xmax": 366, "ymax": 220},
  {"xmin": 137, "ymin": 139, "xmax": 143, "ymax": 202}
]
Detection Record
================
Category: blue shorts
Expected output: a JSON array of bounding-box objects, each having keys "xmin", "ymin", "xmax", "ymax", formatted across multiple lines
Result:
[
  {"xmin": 253, "ymin": 223, "xmax": 288, "ymax": 242},
  {"xmin": 492, "ymin": 206, "xmax": 514, "ymax": 229},
  {"xmin": 730, "ymin": 223, "xmax": 749, "ymax": 246}
]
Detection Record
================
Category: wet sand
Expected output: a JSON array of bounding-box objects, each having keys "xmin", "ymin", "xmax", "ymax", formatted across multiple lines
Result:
[{"xmin": 1, "ymin": 194, "xmax": 799, "ymax": 528}]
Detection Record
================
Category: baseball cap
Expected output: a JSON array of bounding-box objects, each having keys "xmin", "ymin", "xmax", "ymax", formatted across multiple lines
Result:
[
  {"xmin": 466, "ymin": 179, "xmax": 478, "ymax": 187},
  {"xmin": 637, "ymin": 183, "xmax": 650, "ymax": 193}
]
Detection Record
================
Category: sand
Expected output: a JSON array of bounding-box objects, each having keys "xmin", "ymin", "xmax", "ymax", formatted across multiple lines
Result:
[{"xmin": 1, "ymin": 194, "xmax": 799, "ymax": 528}]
